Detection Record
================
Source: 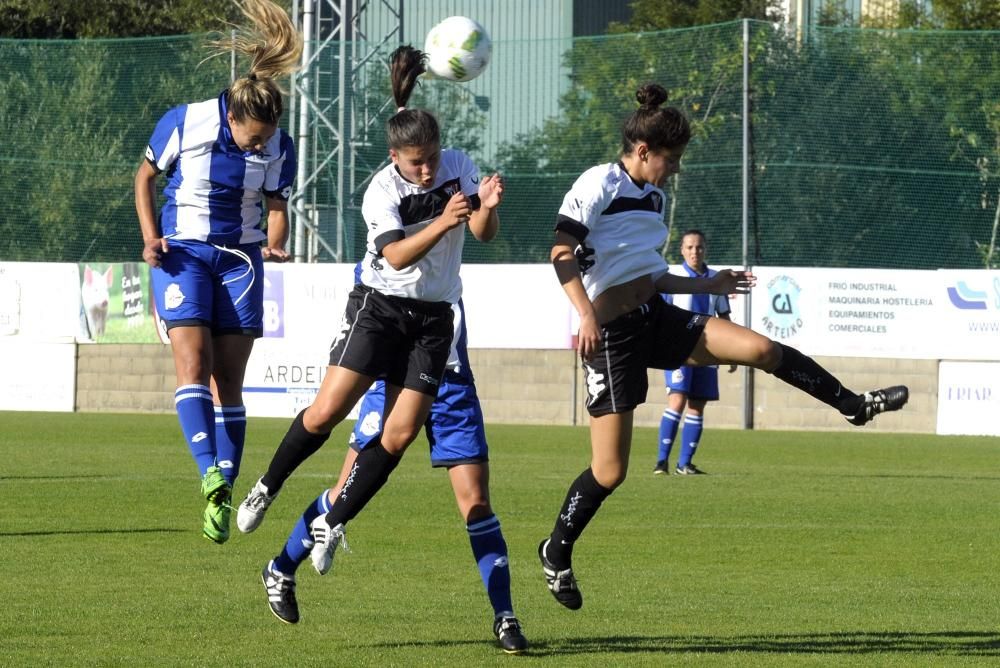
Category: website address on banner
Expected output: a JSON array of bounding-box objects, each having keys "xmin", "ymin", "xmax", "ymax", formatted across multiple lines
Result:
[{"xmin": 968, "ymin": 321, "xmax": 1000, "ymax": 333}]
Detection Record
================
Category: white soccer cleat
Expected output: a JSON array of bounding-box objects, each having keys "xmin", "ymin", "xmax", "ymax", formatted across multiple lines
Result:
[
  {"xmin": 309, "ymin": 515, "xmax": 346, "ymax": 575},
  {"xmin": 236, "ymin": 478, "xmax": 278, "ymax": 533}
]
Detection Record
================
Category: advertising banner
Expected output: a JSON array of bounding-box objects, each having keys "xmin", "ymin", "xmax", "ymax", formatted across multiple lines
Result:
[
  {"xmin": 934, "ymin": 270, "xmax": 1000, "ymax": 361},
  {"xmin": 749, "ymin": 267, "xmax": 939, "ymax": 359},
  {"xmin": 937, "ymin": 361, "xmax": 1000, "ymax": 435},
  {"xmin": 0, "ymin": 262, "xmax": 81, "ymax": 340},
  {"xmin": 242, "ymin": 263, "xmax": 356, "ymax": 418},
  {"xmin": 77, "ymin": 262, "xmax": 160, "ymax": 343},
  {"xmin": 0, "ymin": 340, "xmax": 76, "ymax": 411}
]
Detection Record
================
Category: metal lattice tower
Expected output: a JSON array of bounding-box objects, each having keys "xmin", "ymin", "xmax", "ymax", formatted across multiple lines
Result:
[{"xmin": 289, "ymin": 0, "xmax": 403, "ymax": 262}]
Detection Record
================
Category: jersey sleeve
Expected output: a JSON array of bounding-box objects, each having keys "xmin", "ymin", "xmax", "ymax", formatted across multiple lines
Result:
[
  {"xmin": 144, "ymin": 105, "xmax": 185, "ymax": 173},
  {"xmin": 554, "ymin": 169, "xmax": 613, "ymax": 242},
  {"xmin": 361, "ymin": 178, "xmax": 405, "ymax": 254},
  {"xmin": 262, "ymin": 133, "xmax": 297, "ymax": 201}
]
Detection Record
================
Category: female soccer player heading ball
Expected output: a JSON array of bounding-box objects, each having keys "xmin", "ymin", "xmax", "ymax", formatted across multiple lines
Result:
[
  {"xmin": 135, "ymin": 0, "xmax": 300, "ymax": 544},
  {"xmin": 537, "ymin": 82, "xmax": 909, "ymax": 610}
]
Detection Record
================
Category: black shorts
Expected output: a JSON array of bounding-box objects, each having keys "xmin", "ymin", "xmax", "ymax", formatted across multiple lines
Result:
[
  {"xmin": 328, "ymin": 284, "xmax": 454, "ymax": 397},
  {"xmin": 583, "ymin": 297, "xmax": 708, "ymax": 417}
]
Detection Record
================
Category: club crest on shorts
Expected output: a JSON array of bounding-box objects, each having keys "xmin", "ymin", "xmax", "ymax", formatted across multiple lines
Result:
[
  {"xmin": 583, "ymin": 364, "xmax": 606, "ymax": 406},
  {"xmin": 164, "ymin": 283, "xmax": 185, "ymax": 309}
]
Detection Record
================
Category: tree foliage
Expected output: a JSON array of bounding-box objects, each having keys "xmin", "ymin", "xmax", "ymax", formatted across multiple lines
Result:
[{"xmin": 0, "ymin": 0, "xmax": 291, "ymax": 38}]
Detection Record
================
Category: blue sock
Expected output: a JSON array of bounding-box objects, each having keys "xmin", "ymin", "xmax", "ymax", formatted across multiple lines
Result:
[
  {"xmin": 658, "ymin": 409, "xmax": 682, "ymax": 463},
  {"xmin": 175, "ymin": 384, "xmax": 216, "ymax": 476},
  {"xmin": 273, "ymin": 492, "xmax": 331, "ymax": 575},
  {"xmin": 677, "ymin": 414, "xmax": 704, "ymax": 468},
  {"xmin": 468, "ymin": 514, "xmax": 514, "ymax": 618},
  {"xmin": 214, "ymin": 405, "xmax": 246, "ymax": 485}
]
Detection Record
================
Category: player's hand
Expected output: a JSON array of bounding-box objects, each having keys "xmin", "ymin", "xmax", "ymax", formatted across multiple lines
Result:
[
  {"xmin": 142, "ymin": 237, "xmax": 168, "ymax": 268},
  {"xmin": 442, "ymin": 191, "xmax": 472, "ymax": 228},
  {"xmin": 263, "ymin": 246, "xmax": 290, "ymax": 263},
  {"xmin": 709, "ymin": 269, "xmax": 755, "ymax": 295},
  {"xmin": 728, "ymin": 364, "xmax": 738, "ymax": 373},
  {"xmin": 576, "ymin": 311, "xmax": 602, "ymax": 362},
  {"xmin": 478, "ymin": 173, "xmax": 504, "ymax": 209}
]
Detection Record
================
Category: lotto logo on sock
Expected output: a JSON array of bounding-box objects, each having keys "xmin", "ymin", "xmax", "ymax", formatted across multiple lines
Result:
[{"xmin": 192, "ymin": 432, "xmax": 208, "ymax": 443}]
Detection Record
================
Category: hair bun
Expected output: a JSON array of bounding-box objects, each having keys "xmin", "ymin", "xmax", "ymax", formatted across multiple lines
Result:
[{"xmin": 635, "ymin": 83, "xmax": 668, "ymax": 108}]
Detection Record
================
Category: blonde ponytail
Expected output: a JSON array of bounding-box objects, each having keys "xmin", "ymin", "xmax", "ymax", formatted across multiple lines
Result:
[{"xmin": 207, "ymin": 0, "xmax": 303, "ymax": 125}]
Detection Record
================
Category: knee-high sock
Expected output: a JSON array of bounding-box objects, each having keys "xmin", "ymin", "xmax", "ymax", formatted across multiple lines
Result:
[
  {"xmin": 214, "ymin": 405, "xmax": 246, "ymax": 485},
  {"xmin": 262, "ymin": 409, "xmax": 332, "ymax": 493},
  {"xmin": 467, "ymin": 514, "xmax": 514, "ymax": 618},
  {"xmin": 657, "ymin": 409, "xmax": 682, "ymax": 462},
  {"xmin": 770, "ymin": 343, "xmax": 861, "ymax": 414},
  {"xmin": 273, "ymin": 492, "xmax": 331, "ymax": 575},
  {"xmin": 324, "ymin": 439, "xmax": 401, "ymax": 528},
  {"xmin": 676, "ymin": 414, "xmax": 703, "ymax": 468},
  {"xmin": 547, "ymin": 468, "xmax": 613, "ymax": 568},
  {"xmin": 175, "ymin": 384, "xmax": 216, "ymax": 476}
]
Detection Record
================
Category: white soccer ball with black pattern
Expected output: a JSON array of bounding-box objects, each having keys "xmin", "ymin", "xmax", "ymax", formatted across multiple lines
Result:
[{"xmin": 424, "ymin": 16, "xmax": 491, "ymax": 82}]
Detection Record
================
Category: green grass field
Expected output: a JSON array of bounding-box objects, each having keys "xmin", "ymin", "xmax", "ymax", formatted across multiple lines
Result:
[{"xmin": 2, "ymin": 411, "xmax": 1000, "ymax": 666}]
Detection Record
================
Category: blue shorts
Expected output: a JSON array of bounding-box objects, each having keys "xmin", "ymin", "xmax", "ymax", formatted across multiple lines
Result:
[
  {"xmin": 665, "ymin": 365, "xmax": 720, "ymax": 401},
  {"xmin": 151, "ymin": 239, "xmax": 264, "ymax": 336},
  {"xmin": 349, "ymin": 376, "xmax": 488, "ymax": 467}
]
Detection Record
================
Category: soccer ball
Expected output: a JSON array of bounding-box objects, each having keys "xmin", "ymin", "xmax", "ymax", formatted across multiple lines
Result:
[{"xmin": 424, "ymin": 16, "xmax": 491, "ymax": 82}]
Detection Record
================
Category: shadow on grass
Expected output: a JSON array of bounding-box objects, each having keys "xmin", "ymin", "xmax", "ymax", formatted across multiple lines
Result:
[
  {"xmin": 371, "ymin": 631, "xmax": 1000, "ymax": 657},
  {"xmin": 0, "ymin": 528, "xmax": 187, "ymax": 537}
]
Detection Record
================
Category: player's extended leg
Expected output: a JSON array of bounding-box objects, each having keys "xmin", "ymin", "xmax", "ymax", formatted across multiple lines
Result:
[
  {"xmin": 675, "ymin": 399, "xmax": 707, "ymax": 474},
  {"xmin": 540, "ymin": 410, "xmax": 632, "ymax": 611},
  {"xmin": 236, "ymin": 366, "xmax": 374, "ymax": 534},
  {"xmin": 260, "ymin": 490, "xmax": 333, "ymax": 625},
  {"xmin": 260, "ymin": 437, "xmax": 363, "ymax": 624},
  {"xmin": 169, "ymin": 326, "xmax": 217, "ymax": 477},
  {"xmin": 448, "ymin": 463, "xmax": 526, "ymax": 653},
  {"xmin": 687, "ymin": 317, "xmax": 908, "ymax": 425},
  {"xmin": 169, "ymin": 325, "xmax": 234, "ymax": 543},
  {"xmin": 308, "ymin": 386, "xmax": 436, "ymax": 574},
  {"xmin": 210, "ymin": 333, "xmax": 255, "ymax": 486},
  {"xmin": 263, "ymin": 366, "xmax": 374, "ymax": 493}
]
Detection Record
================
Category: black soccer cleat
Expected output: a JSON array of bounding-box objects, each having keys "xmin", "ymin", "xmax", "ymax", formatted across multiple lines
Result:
[
  {"xmin": 653, "ymin": 460, "xmax": 669, "ymax": 475},
  {"xmin": 493, "ymin": 616, "xmax": 528, "ymax": 654},
  {"xmin": 845, "ymin": 385, "xmax": 909, "ymax": 426},
  {"xmin": 261, "ymin": 562, "xmax": 299, "ymax": 624},
  {"xmin": 538, "ymin": 539, "xmax": 583, "ymax": 610},
  {"xmin": 674, "ymin": 463, "xmax": 706, "ymax": 475}
]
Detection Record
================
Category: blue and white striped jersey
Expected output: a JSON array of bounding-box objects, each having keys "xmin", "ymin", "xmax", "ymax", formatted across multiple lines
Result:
[
  {"xmin": 555, "ymin": 162, "xmax": 669, "ymax": 301},
  {"xmin": 359, "ymin": 149, "xmax": 480, "ymax": 304},
  {"xmin": 662, "ymin": 263, "xmax": 731, "ymax": 317},
  {"xmin": 144, "ymin": 91, "xmax": 296, "ymax": 246}
]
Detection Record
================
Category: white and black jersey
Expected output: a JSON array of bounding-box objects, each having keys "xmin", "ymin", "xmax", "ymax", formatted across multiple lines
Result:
[
  {"xmin": 555, "ymin": 161, "xmax": 669, "ymax": 301},
  {"xmin": 360, "ymin": 149, "xmax": 480, "ymax": 303}
]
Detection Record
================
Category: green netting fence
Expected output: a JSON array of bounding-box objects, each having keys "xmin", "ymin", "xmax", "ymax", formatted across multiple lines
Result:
[{"xmin": 2, "ymin": 21, "xmax": 999, "ymax": 268}]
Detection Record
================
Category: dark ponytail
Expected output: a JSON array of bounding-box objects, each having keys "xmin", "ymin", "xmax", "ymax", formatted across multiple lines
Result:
[
  {"xmin": 386, "ymin": 45, "xmax": 440, "ymax": 149},
  {"xmin": 622, "ymin": 83, "xmax": 690, "ymax": 154}
]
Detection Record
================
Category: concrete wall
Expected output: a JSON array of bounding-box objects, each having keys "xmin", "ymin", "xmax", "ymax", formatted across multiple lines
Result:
[{"xmin": 76, "ymin": 344, "xmax": 936, "ymax": 433}]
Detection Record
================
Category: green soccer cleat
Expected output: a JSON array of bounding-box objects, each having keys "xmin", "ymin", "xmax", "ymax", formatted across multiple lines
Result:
[
  {"xmin": 200, "ymin": 466, "xmax": 230, "ymax": 504},
  {"xmin": 200, "ymin": 467, "xmax": 232, "ymax": 544},
  {"xmin": 203, "ymin": 498, "xmax": 232, "ymax": 544}
]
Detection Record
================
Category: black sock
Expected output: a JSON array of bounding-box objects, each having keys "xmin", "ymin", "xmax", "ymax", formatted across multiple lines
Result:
[
  {"xmin": 325, "ymin": 439, "xmax": 401, "ymax": 527},
  {"xmin": 261, "ymin": 410, "xmax": 331, "ymax": 493},
  {"xmin": 770, "ymin": 343, "xmax": 860, "ymax": 414},
  {"xmin": 547, "ymin": 468, "xmax": 613, "ymax": 568}
]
